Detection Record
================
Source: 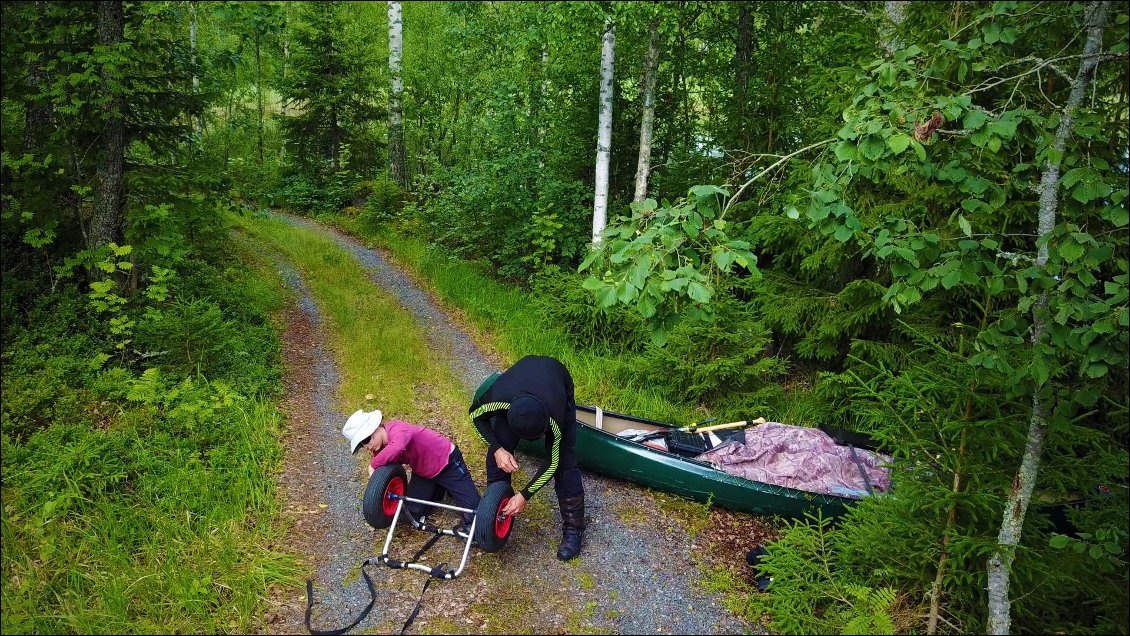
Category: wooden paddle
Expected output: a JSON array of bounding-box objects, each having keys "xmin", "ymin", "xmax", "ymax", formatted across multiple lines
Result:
[{"xmin": 627, "ymin": 417, "xmax": 766, "ymax": 443}]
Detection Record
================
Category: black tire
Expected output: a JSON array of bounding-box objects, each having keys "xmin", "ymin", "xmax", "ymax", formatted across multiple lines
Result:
[
  {"xmin": 363, "ymin": 464, "xmax": 408, "ymax": 529},
  {"xmin": 473, "ymin": 482, "xmax": 516, "ymax": 553}
]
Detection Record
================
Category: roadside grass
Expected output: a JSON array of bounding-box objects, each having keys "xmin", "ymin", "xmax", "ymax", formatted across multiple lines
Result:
[
  {"xmin": 231, "ymin": 214, "xmax": 471, "ymax": 433},
  {"xmin": 0, "ymin": 246, "xmax": 300, "ymax": 634},
  {"xmin": 699, "ymin": 561, "xmax": 769, "ymax": 624}
]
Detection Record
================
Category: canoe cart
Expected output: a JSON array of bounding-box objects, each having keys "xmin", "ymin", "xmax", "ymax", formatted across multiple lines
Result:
[{"xmin": 304, "ymin": 465, "xmax": 516, "ymax": 635}]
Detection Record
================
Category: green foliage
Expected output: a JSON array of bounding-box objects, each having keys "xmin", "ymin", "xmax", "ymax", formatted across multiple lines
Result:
[
  {"xmin": 1, "ymin": 227, "xmax": 293, "ymax": 630},
  {"xmin": 276, "ymin": 171, "xmax": 357, "ymax": 216},
  {"xmin": 531, "ymin": 265, "xmax": 649, "ymax": 354},
  {"xmin": 357, "ymin": 174, "xmax": 407, "ymax": 230},
  {"xmin": 757, "ymin": 511, "xmax": 905, "ymax": 635},
  {"xmin": 0, "ymin": 286, "xmax": 107, "ymax": 442},
  {"xmin": 3, "ymin": 1, "xmax": 1127, "ymax": 633},
  {"xmin": 789, "ymin": 4, "xmax": 1130, "ymax": 633},
  {"xmin": 524, "ymin": 206, "xmax": 565, "ymax": 273},
  {"xmin": 410, "ymin": 153, "xmax": 592, "ymax": 279},
  {"xmin": 1, "ymin": 375, "xmax": 297, "ymax": 634},
  {"xmin": 579, "ymin": 187, "xmax": 760, "ymax": 344},
  {"xmin": 640, "ymin": 292, "xmax": 786, "ymax": 403},
  {"xmin": 277, "ymin": 1, "xmax": 383, "ymax": 182}
]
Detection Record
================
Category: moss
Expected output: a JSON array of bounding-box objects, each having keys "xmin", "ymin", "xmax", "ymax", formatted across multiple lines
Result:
[
  {"xmin": 698, "ymin": 562, "xmax": 762, "ymax": 623},
  {"xmin": 577, "ymin": 570, "xmax": 595, "ymax": 590},
  {"xmin": 651, "ymin": 490, "xmax": 713, "ymax": 539},
  {"xmin": 564, "ymin": 600, "xmax": 613, "ymax": 635},
  {"xmin": 417, "ymin": 616, "xmax": 462, "ymax": 635},
  {"xmin": 466, "ymin": 571, "xmax": 545, "ymax": 635}
]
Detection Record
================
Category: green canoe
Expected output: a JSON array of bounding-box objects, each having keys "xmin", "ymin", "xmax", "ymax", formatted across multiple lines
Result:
[{"xmin": 518, "ymin": 405, "xmax": 856, "ymax": 518}]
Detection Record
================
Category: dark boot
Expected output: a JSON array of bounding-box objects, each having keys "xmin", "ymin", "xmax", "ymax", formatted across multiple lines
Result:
[{"xmin": 556, "ymin": 494, "xmax": 585, "ymax": 561}]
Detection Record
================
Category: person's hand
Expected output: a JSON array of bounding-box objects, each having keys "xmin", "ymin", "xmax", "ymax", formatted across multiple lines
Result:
[
  {"xmin": 368, "ymin": 464, "xmax": 375, "ymax": 477},
  {"xmin": 500, "ymin": 492, "xmax": 526, "ymax": 517},
  {"xmin": 494, "ymin": 448, "xmax": 519, "ymax": 473}
]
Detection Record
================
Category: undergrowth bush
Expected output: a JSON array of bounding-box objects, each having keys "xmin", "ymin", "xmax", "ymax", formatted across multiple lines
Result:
[
  {"xmin": 757, "ymin": 511, "xmax": 911, "ymax": 635},
  {"xmin": 1, "ymin": 195, "xmax": 296, "ymax": 633},
  {"xmin": 641, "ymin": 293, "xmax": 788, "ymax": 405},
  {"xmin": 408, "ymin": 156, "xmax": 591, "ymax": 280},
  {"xmin": 1, "ymin": 371, "xmax": 295, "ymax": 634},
  {"xmin": 531, "ymin": 265, "xmax": 649, "ymax": 353},
  {"xmin": 357, "ymin": 174, "xmax": 407, "ymax": 231}
]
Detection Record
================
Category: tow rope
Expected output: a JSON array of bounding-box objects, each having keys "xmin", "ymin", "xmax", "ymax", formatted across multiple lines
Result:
[
  {"xmin": 303, "ymin": 562, "xmax": 376, "ymax": 636},
  {"xmin": 305, "ymin": 532, "xmax": 447, "ymax": 635}
]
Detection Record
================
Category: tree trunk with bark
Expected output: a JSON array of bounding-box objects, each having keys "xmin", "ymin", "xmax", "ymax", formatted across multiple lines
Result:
[
  {"xmin": 984, "ymin": 3, "xmax": 1111, "ymax": 634},
  {"xmin": 387, "ymin": 1, "xmax": 407, "ymax": 187},
  {"xmin": 592, "ymin": 17, "xmax": 616, "ymax": 243},
  {"xmin": 91, "ymin": 0, "xmax": 125, "ymax": 251},
  {"xmin": 256, "ymin": 30, "xmax": 264, "ymax": 163},
  {"xmin": 734, "ymin": 2, "xmax": 752, "ymax": 152},
  {"xmin": 633, "ymin": 15, "xmax": 660, "ymax": 203},
  {"xmin": 24, "ymin": 2, "xmax": 54, "ymax": 151},
  {"xmin": 881, "ymin": 0, "xmax": 908, "ymax": 56},
  {"xmin": 190, "ymin": 1, "xmax": 201, "ymax": 135}
]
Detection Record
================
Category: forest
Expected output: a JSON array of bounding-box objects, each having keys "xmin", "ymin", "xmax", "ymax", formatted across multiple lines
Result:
[{"xmin": 1, "ymin": 1, "xmax": 1127, "ymax": 634}]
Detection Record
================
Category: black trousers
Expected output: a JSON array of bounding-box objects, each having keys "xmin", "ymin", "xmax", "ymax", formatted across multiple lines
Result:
[
  {"xmin": 404, "ymin": 446, "xmax": 481, "ymax": 523},
  {"xmin": 485, "ymin": 415, "xmax": 584, "ymax": 501}
]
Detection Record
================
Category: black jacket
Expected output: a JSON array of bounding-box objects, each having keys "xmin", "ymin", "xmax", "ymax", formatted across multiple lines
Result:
[{"xmin": 469, "ymin": 355, "xmax": 576, "ymax": 499}]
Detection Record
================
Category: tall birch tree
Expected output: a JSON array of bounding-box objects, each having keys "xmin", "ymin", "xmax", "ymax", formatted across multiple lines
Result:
[
  {"xmin": 189, "ymin": 1, "xmax": 201, "ymax": 135},
  {"xmin": 387, "ymin": 1, "xmax": 406, "ymax": 187},
  {"xmin": 633, "ymin": 14, "xmax": 660, "ymax": 204},
  {"xmin": 592, "ymin": 16, "xmax": 615, "ymax": 243},
  {"xmin": 985, "ymin": 3, "xmax": 1112, "ymax": 633}
]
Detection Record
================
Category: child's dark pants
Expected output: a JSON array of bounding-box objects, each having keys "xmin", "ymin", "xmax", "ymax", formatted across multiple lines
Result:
[{"xmin": 404, "ymin": 446, "xmax": 481, "ymax": 523}]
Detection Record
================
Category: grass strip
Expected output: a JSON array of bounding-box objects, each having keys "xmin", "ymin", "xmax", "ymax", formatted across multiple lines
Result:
[{"xmin": 231, "ymin": 214, "xmax": 477, "ymax": 450}]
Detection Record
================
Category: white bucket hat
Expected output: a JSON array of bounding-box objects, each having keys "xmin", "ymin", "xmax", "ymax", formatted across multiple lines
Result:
[{"xmin": 342, "ymin": 409, "xmax": 383, "ymax": 454}]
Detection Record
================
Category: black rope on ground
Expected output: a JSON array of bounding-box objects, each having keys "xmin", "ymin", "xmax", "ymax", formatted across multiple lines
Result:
[
  {"xmin": 304, "ymin": 561, "xmax": 377, "ymax": 636},
  {"xmin": 306, "ymin": 530, "xmax": 451, "ymax": 635}
]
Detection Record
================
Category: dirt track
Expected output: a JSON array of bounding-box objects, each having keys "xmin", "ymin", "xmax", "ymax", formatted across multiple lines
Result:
[{"xmin": 251, "ymin": 214, "xmax": 775, "ymax": 634}]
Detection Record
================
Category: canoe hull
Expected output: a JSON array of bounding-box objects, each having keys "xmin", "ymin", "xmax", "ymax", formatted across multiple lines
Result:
[{"xmin": 520, "ymin": 405, "xmax": 854, "ymax": 518}]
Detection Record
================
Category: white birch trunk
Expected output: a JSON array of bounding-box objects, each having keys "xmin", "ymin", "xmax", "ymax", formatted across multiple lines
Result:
[
  {"xmin": 388, "ymin": 1, "xmax": 407, "ymax": 186},
  {"xmin": 190, "ymin": 1, "xmax": 200, "ymax": 135},
  {"xmin": 281, "ymin": 4, "xmax": 289, "ymax": 118},
  {"xmin": 539, "ymin": 47, "xmax": 548, "ymax": 170},
  {"xmin": 633, "ymin": 15, "xmax": 660, "ymax": 204},
  {"xmin": 881, "ymin": 0, "xmax": 908, "ymax": 55},
  {"xmin": 592, "ymin": 17, "xmax": 615, "ymax": 244},
  {"xmin": 985, "ymin": 3, "xmax": 1110, "ymax": 634}
]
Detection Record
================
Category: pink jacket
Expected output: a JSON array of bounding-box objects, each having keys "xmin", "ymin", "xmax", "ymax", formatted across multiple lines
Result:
[{"xmin": 370, "ymin": 420, "xmax": 454, "ymax": 479}]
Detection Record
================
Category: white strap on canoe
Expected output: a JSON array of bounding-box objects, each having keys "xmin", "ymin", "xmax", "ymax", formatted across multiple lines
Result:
[{"xmin": 594, "ymin": 407, "xmax": 604, "ymax": 430}]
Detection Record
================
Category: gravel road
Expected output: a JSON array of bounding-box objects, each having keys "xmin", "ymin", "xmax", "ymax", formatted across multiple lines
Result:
[{"xmin": 259, "ymin": 213, "xmax": 762, "ymax": 635}]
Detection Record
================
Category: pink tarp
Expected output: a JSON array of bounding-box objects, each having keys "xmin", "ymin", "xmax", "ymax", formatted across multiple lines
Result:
[{"xmin": 694, "ymin": 423, "xmax": 891, "ymax": 499}]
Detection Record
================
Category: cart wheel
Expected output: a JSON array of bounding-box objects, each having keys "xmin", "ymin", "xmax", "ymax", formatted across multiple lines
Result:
[
  {"xmin": 363, "ymin": 464, "xmax": 408, "ymax": 529},
  {"xmin": 473, "ymin": 482, "xmax": 516, "ymax": 553}
]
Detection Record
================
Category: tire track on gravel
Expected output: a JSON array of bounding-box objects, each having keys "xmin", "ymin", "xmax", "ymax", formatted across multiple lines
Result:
[
  {"xmin": 273, "ymin": 212, "xmax": 759, "ymax": 635},
  {"xmin": 248, "ymin": 244, "xmax": 389, "ymax": 635}
]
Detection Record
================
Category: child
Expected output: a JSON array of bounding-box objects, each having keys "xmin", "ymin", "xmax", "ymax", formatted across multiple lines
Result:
[{"xmin": 343, "ymin": 409, "xmax": 481, "ymax": 532}]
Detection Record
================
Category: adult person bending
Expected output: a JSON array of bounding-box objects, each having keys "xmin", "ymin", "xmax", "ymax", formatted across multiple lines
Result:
[{"xmin": 468, "ymin": 355, "xmax": 585, "ymax": 560}]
